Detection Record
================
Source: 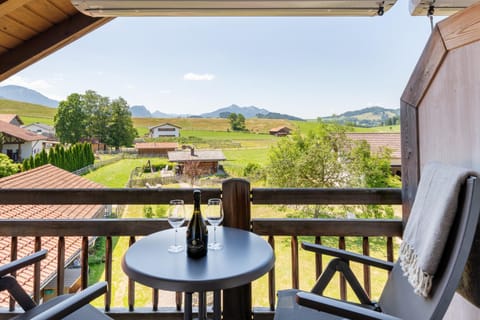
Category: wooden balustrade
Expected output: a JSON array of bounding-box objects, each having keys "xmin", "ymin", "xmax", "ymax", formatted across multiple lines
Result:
[{"xmin": 0, "ymin": 180, "xmax": 403, "ymax": 319}]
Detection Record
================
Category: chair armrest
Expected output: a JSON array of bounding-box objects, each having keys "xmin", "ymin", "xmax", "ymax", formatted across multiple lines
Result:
[
  {"xmin": 296, "ymin": 292, "xmax": 401, "ymax": 320},
  {"xmin": 29, "ymin": 282, "xmax": 108, "ymax": 320},
  {"xmin": 0, "ymin": 250, "xmax": 48, "ymax": 277},
  {"xmin": 302, "ymin": 242, "xmax": 394, "ymax": 271}
]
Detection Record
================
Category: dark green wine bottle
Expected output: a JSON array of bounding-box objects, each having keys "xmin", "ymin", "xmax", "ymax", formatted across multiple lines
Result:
[{"xmin": 186, "ymin": 189, "xmax": 208, "ymax": 258}]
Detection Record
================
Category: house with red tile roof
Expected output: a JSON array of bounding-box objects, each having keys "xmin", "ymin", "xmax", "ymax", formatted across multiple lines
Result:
[
  {"xmin": 346, "ymin": 132, "xmax": 401, "ymax": 176},
  {"xmin": 0, "ymin": 164, "xmax": 105, "ymax": 305},
  {"xmin": 0, "ymin": 120, "xmax": 46, "ymax": 162}
]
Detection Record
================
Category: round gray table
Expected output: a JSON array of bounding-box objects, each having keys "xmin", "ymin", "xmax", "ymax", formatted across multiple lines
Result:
[{"xmin": 122, "ymin": 226, "xmax": 275, "ymax": 320}]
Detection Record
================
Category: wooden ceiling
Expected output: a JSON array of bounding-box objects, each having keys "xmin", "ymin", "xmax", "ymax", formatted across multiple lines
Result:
[{"xmin": 0, "ymin": 0, "xmax": 112, "ymax": 82}]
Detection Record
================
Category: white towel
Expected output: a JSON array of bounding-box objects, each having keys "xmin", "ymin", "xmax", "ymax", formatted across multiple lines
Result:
[{"xmin": 399, "ymin": 162, "xmax": 475, "ymax": 297}]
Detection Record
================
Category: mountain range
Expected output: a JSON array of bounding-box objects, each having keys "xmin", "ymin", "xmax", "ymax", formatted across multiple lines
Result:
[
  {"xmin": 129, "ymin": 104, "xmax": 303, "ymax": 121},
  {"xmin": 0, "ymin": 85, "xmax": 399, "ymax": 126},
  {"xmin": 0, "ymin": 85, "xmax": 59, "ymax": 108}
]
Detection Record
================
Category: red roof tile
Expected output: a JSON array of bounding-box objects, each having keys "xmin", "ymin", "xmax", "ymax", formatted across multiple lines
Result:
[
  {"xmin": 346, "ymin": 133, "xmax": 401, "ymax": 159},
  {"xmin": 0, "ymin": 114, "xmax": 23, "ymax": 125},
  {"xmin": 0, "ymin": 165, "xmax": 104, "ymax": 305},
  {"xmin": 135, "ymin": 142, "xmax": 179, "ymax": 150},
  {"xmin": 0, "ymin": 120, "xmax": 44, "ymax": 141}
]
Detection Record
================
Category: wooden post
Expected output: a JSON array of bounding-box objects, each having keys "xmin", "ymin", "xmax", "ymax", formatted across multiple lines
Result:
[
  {"xmin": 400, "ymin": 100, "xmax": 420, "ymax": 226},
  {"xmin": 222, "ymin": 178, "xmax": 252, "ymax": 320}
]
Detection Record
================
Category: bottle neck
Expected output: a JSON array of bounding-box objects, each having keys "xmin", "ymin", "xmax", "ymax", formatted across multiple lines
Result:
[{"xmin": 193, "ymin": 190, "xmax": 201, "ymax": 212}]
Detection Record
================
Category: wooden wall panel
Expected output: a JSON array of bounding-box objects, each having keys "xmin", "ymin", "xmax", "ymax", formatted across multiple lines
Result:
[
  {"xmin": 416, "ymin": 36, "xmax": 480, "ymax": 318},
  {"xmin": 417, "ymin": 40, "xmax": 480, "ymax": 169},
  {"xmin": 438, "ymin": 1, "xmax": 480, "ymax": 51},
  {"xmin": 401, "ymin": 26, "xmax": 447, "ymax": 107}
]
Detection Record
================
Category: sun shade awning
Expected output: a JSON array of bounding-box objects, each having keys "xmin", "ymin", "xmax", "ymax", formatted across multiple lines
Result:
[
  {"xmin": 409, "ymin": 0, "xmax": 478, "ymax": 16},
  {"xmin": 71, "ymin": 0, "xmax": 397, "ymax": 17}
]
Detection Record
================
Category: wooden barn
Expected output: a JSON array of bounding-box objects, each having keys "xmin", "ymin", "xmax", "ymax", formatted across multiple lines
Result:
[{"xmin": 168, "ymin": 147, "xmax": 226, "ymax": 175}]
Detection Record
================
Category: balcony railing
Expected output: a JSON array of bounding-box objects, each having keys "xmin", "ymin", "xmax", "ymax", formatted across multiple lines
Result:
[{"xmin": 0, "ymin": 179, "xmax": 403, "ymax": 320}]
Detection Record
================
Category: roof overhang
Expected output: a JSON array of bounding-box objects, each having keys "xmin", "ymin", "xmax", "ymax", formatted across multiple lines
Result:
[
  {"xmin": 0, "ymin": 0, "xmax": 113, "ymax": 82},
  {"xmin": 409, "ymin": 0, "xmax": 479, "ymax": 16},
  {"xmin": 71, "ymin": 0, "xmax": 396, "ymax": 17}
]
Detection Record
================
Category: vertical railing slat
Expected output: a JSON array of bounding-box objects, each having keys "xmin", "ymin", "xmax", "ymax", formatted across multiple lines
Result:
[
  {"xmin": 81, "ymin": 237, "xmax": 89, "ymax": 290},
  {"xmin": 176, "ymin": 292, "xmax": 182, "ymax": 311},
  {"xmin": 387, "ymin": 237, "xmax": 394, "ymax": 263},
  {"xmin": 128, "ymin": 236, "xmax": 136, "ymax": 312},
  {"xmin": 33, "ymin": 237, "xmax": 41, "ymax": 304},
  {"xmin": 315, "ymin": 236, "xmax": 322, "ymax": 279},
  {"xmin": 291, "ymin": 236, "xmax": 299, "ymax": 289},
  {"xmin": 268, "ymin": 235, "xmax": 276, "ymax": 311},
  {"xmin": 153, "ymin": 289, "xmax": 159, "ymax": 311},
  {"xmin": 362, "ymin": 237, "xmax": 371, "ymax": 297},
  {"xmin": 105, "ymin": 236, "xmax": 113, "ymax": 311},
  {"xmin": 9, "ymin": 237, "xmax": 17, "ymax": 311},
  {"xmin": 57, "ymin": 236, "xmax": 65, "ymax": 296},
  {"xmin": 338, "ymin": 237, "xmax": 346, "ymax": 300}
]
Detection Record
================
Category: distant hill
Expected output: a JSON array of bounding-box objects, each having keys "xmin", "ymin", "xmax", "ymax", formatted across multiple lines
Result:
[
  {"xmin": 0, "ymin": 98, "xmax": 57, "ymax": 125},
  {"xmin": 321, "ymin": 106, "xmax": 399, "ymax": 127},
  {"xmin": 130, "ymin": 105, "xmax": 152, "ymax": 118},
  {"xmin": 129, "ymin": 103, "xmax": 302, "ymax": 120},
  {"xmin": 0, "ymin": 85, "xmax": 59, "ymax": 108},
  {"xmin": 201, "ymin": 104, "xmax": 269, "ymax": 119},
  {"xmin": 257, "ymin": 112, "xmax": 304, "ymax": 121}
]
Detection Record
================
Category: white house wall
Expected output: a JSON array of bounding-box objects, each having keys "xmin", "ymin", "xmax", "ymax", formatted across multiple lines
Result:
[
  {"xmin": 150, "ymin": 125, "xmax": 180, "ymax": 138},
  {"xmin": 2, "ymin": 140, "xmax": 45, "ymax": 161}
]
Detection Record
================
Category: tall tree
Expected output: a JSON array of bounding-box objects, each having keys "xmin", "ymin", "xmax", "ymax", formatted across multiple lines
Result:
[
  {"xmin": 107, "ymin": 97, "xmax": 137, "ymax": 149},
  {"xmin": 83, "ymin": 90, "xmax": 111, "ymax": 143},
  {"xmin": 54, "ymin": 93, "xmax": 87, "ymax": 144}
]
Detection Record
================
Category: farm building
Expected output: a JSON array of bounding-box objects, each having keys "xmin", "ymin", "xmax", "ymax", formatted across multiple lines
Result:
[
  {"xmin": 168, "ymin": 147, "xmax": 226, "ymax": 175},
  {"xmin": 269, "ymin": 126, "xmax": 291, "ymax": 136},
  {"xmin": 135, "ymin": 142, "xmax": 179, "ymax": 156},
  {"xmin": 0, "ymin": 164, "xmax": 105, "ymax": 305},
  {"xmin": 149, "ymin": 123, "xmax": 181, "ymax": 138}
]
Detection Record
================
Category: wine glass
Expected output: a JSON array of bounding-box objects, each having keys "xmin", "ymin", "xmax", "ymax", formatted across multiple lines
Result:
[
  {"xmin": 206, "ymin": 198, "xmax": 224, "ymax": 250},
  {"xmin": 167, "ymin": 199, "xmax": 186, "ymax": 253}
]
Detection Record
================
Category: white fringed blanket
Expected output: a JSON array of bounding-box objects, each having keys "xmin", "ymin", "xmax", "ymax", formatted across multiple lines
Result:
[{"xmin": 399, "ymin": 162, "xmax": 475, "ymax": 298}]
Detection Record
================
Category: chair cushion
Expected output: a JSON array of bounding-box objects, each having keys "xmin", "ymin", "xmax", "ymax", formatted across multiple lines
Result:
[{"xmin": 274, "ymin": 289, "xmax": 347, "ymax": 320}]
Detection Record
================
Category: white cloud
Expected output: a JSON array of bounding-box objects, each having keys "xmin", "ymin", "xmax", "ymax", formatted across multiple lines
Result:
[
  {"xmin": 183, "ymin": 73, "xmax": 215, "ymax": 81},
  {"xmin": 1, "ymin": 75, "xmax": 53, "ymax": 90}
]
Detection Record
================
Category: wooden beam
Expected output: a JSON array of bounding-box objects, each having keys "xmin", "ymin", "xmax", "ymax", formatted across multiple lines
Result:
[
  {"xmin": 400, "ymin": 100, "xmax": 420, "ymax": 225},
  {"xmin": 438, "ymin": 1, "xmax": 480, "ymax": 51},
  {"xmin": 0, "ymin": 13, "xmax": 113, "ymax": 81},
  {"xmin": 401, "ymin": 25, "xmax": 447, "ymax": 107},
  {"xmin": 0, "ymin": 0, "xmax": 32, "ymax": 18}
]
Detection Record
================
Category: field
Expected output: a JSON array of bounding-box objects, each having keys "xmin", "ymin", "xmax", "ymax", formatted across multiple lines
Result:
[{"xmin": 0, "ymin": 99, "xmax": 56, "ymax": 125}]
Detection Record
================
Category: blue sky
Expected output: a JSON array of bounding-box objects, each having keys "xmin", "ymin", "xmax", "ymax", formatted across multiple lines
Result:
[{"xmin": 0, "ymin": 0, "xmax": 443, "ymax": 119}]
